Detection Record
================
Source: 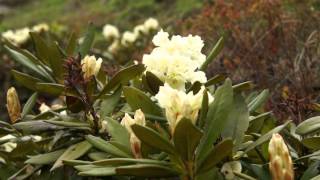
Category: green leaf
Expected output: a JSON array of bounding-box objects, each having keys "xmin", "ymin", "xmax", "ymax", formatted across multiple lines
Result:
[
  {"xmin": 243, "ymin": 121, "xmax": 291, "ymax": 155},
  {"xmin": 93, "ymin": 158, "xmax": 170, "ymax": 166},
  {"xmin": 36, "ymin": 83, "xmax": 64, "ymax": 96},
  {"xmin": 13, "ymin": 120, "xmax": 62, "ymax": 133},
  {"xmin": 123, "ymin": 86, "xmax": 162, "ymax": 116},
  {"xmin": 222, "ymin": 94, "xmax": 249, "ymax": 150},
  {"xmin": 296, "ymin": 116, "xmax": 320, "ymax": 136},
  {"xmin": 85, "ymin": 135, "xmax": 131, "ymax": 158},
  {"xmin": 301, "ymin": 161, "xmax": 320, "ymax": 180},
  {"xmin": 21, "ymin": 92, "xmax": 38, "ymax": 118},
  {"xmin": 30, "ymin": 32, "xmax": 51, "ymax": 65},
  {"xmin": 197, "ymin": 79, "xmax": 233, "ymax": 163},
  {"xmin": 105, "ymin": 117, "xmax": 131, "ymax": 150},
  {"xmin": 198, "ymin": 89, "xmax": 209, "ymax": 128},
  {"xmin": 44, "ymin": 120, "xmax": 90, "ymax": 128},
  {"xmin": 116, "ymin": 164, "xmax": 178, "ymax": 177},
  {"xmin": 88, "ymin": 152, "xmax": 109, "ymax": 161},
  {"xmin": 232, "ymin": 81, "xmax": 254, "ymax": 92},
  {"xmin": 144, "ymin": 71, "xmax": 164, "ymax": 94},
  {"xmin": 200, "ymin": 36, "xmax": 224, "ymax": 71},
  {"xmin": 25, "ymin": 149, "xmax": 65, "ymax": 165},
  {"xmin": 51, "ymin": 140, "xmax": 92, "ymax": 171},
  {"xmin": 66, "ymin": 32, "xmax": 78, "ymax": 56},
  {"xmin": 46, "ymin": 39, "xmax": 65, "ymax": 81},
  {"xmin": 301, "ymin": 137, "xmax": 320, "ymax": 150},
  {"xmin": 131, "ymin": 124, "xmax": 176, "ymax": 155},
  {"xmin": 79, "ymin": 24, "xmax": 95, "ymax": 57},
  {"xmin": 99, "ymin": 86, "xmax": 122, "ymax": 118},
  {"xmin": 248, "ymin": 90, "xmax": 269, "ymax": 112},
  {"xmin": 197, "ymin": 138, "xmax": 233, "ymax": 174},
  {"xmin": 4, "ymin": 45, "xmax": 54, "ymax": 82},
  {"xmin": 98, "ymin": 64, "xmax": 145, "ymax": 98},
  {"xmin": 247, "ymin": 112, "xmax": 272, "ymax": 133},
  {"xmin": 173, "ymin": 118, "xmax": 202, "ymax": 161},
  {"xmin": 79, "ymin": 167, "xmax": 116, "ymax": 176},
  {"xmin": 11, "ymin": 70, "xmax": 43, "ymax": 91},
  {"xmin": 205, "ymin": 74, "xmax": 226, "ymax": 87}
]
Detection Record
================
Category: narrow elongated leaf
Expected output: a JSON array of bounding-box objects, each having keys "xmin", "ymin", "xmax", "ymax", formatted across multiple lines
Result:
[
  {"xmin": 123, "ymin": 86, "xmax": 162, "ymax": 116},
  {"xmin": 205, "ymin": 74, "xmax": 226, "ymax": 87},
  {"xmin": 116, "ymin": 164, "xmax": 178, "ymax": 177},
  {"xmin": 105, "ymin": 117, "xmax": 131, "ymax": 150},
  {"xmin": 197, "ymin": 79, "xmax": 233, "ymax": 163},
  {"xmin": 79, "ymin": 167, "xmax": 116, "ymax": 176},
  {"xmin": 26, "ymin": 149, "xmax": 65, "ymax": 165},
  {"xmin": 98, "ymin": 64, "xmax": 145, "ymax": 97},
  {"xmin": 79, "ymin": 24, "xmax": 95, "ymax": 57},
  {"xmin": 46, "ymin": 40, "xmax": 64, "ymax": 81},
  {"xmin": 144, "ymin": 71, "xmax": 163, "ymax": 94},
  {"xmin": 66, "ymin": 32, "xmax": 78, "ymax": 56},
  {"xmin": 44, "ymin": 120, "xmax": 90, "ymax": 128},
  {"xmin": 21, "ymin": 93, "xmax": 38, "ymax": 118},
  {"xmin": 131, "ymin": 124, "xmax": 176, "ymax": 155},
  {"xmin": 198, "ymin": 89, "xmax": 209, "ymax": 128},
  {"xmin": 100, "ymin": 87, "xmax": 122, "ymax": 118},
  {"xmin": 11, "ymin": 70, "xmax": 43, "ymax": 91},
  {"xmin": 222, "ymin": 94, "xmax": 249, "ymax": 150},
  {"xmin": 85, "ymin": 135, "xmax": 131, "ymax": 158},
  {"xmin": 51, "ymin": 141, "xmax": 92, "ymax": 171},
  {"xmin": 173, "ymin": 118, "xmax": 202, "ymax": 161},
  {"xmin": 233, "ymin": 81, "xmax": 254, "ymax": 92},
  {"xmin": 30, "ymin": 32, "xmax": 50, "ymax": 65},
  {"xmin": 301, "ymin": 161, "xmax": 320, "ymax": 180},
  {"xmin": 243, "ymin": 121, "xmax": 291, "ymax": 154},
  {"xmin": 4, "ymin": 45, "xmax": 53, "ymax": 81},
  {"xmin": 197, "ymin": 139, "xmax": 233, "ymax": 174},
  {"xmin": 93, "ymin": 158, "xmax": 170, "ymax": 166},
  {"xmin": 296, "ymin": 116, "xmax": 320, "ymax": 136},
  {"xmin": 13, "ymin": 120, "xmax": 62, "ymax": 133},
  {"xmin": 36, "ymin": 83, "xmax": 64, "ymax": 96},
  {"xmin": 301, "ymin": 137, "xmax": 320, "ymax": 150},
  {"xmin": 248, "ymin": 90, "xmax": 269, "ymax": 112},
  {"xmin": 201, "ymin": 36, "xmax": 224, "ymax": 71}
]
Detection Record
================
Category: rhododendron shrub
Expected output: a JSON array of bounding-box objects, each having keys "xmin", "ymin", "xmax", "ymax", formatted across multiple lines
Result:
[{"xmin": 0, "ymin": 24, "xmax": 320, "ymax": 180}]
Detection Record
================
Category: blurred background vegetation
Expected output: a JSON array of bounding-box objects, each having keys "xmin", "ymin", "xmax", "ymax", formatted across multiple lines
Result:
[{"xmin": 1, "ymin": 0, "xmax": 320, "ymax": 123}]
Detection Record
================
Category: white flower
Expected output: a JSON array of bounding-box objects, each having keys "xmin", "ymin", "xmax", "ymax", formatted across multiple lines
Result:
[
  {"xmin": 121, "ymin": 31, "xmax": 137, "ymax": 46},
  {"xmin": 39, "ymin": 103, "xmax": 51, "ymax": 113},
  {"xmin": 155, "ymin": 84, "xmax": 213, "ymax": 133},
  {"xmin": 81, "ymin": 55, "xmax": 103, "ymax": 80},
  {"xmin": 32, "ymin": 23, "xmax": 49, "ymax": 32},
  {"xmin": 144, "ymin": 18, "xmax": 159, "ymax": 31},
  {"xmin": 2, "ymin": 28, "xmax": 30, "ymax": 46},
  {"xmin": 221, "ymin": 161, "xmax": 242, "ymax": 180},
  {"xmin": 143, "ymin": 30, "xmax": 207, "ymax": 90},
  {"xmin": 102, "ymin": 24, "xmax": 119, "ymax": 40}
]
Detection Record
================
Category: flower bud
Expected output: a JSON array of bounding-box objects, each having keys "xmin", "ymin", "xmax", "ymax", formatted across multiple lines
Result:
[
  {"xmin": 6, "ymin": 87, "xmax": 21, "ymax": 123},
  {"xmin": 268, "ymin": 133, "xmax": 294, "ymax": 180},
  {"xmin": 81, "ymin": 55, "xmax": 103, "ymax": 80},
  {"xmin": 121, "ymin": 109, "xmax": 146, "ymax": 158},
  {"xmin": 121, "ymin": 31, "xmax": 137, "ymax": 46}
]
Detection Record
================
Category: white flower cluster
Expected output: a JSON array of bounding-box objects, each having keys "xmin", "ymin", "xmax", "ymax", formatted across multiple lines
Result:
[
  {"xmin": 103, "ymin": 18, "xmax": 159, "ymax": 54},
  {"xmin": 1, "ymin": 23, "xmax": 49, "ymax": 46},
  {"xmin": 155, "ymin": 84, "xmax": 213, "ymax": 133},
  {"xmin": 143, "ymin": 30, "xmax": 207, "ymax": 90}
]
